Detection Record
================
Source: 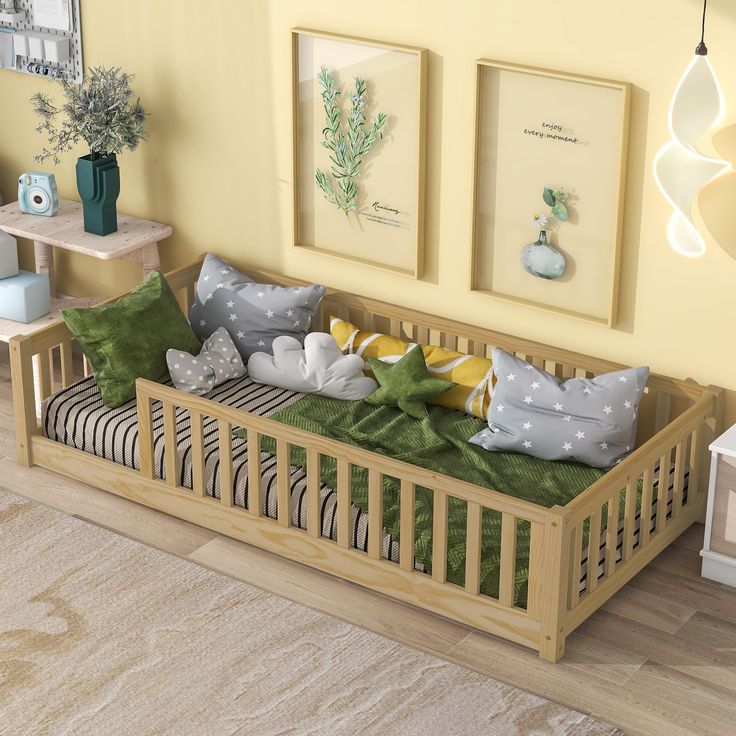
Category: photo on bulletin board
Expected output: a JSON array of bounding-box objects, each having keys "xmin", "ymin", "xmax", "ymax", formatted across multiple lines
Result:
[
  {"xmin": 471, "ymin": 59, "xmax": 630, "ymax": 326},
  {"xmin": 292, "ymin": 28, "xmax": 426, "ymax": 278}
]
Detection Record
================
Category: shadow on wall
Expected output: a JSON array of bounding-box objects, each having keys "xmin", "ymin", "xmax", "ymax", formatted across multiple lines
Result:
[
  {"xmin": 418, "ymin": 51, "xmax": 443, "ymax": 286},
  {"xmin": 699, "ymin": 124, "xmax": 736, "ymax": 261},
  {"xmin": 614, "ymin": 84, "xmax": 649, "ymax": 335}
]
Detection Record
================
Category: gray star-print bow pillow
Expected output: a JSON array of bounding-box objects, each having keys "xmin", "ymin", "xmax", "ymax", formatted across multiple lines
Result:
[
  {"xmin": 188, "ymin": 253, "xmax": 326, "ymax": 360},
  {"xmin": 469, "ymin": 348, "xmax": 649, "ymax": 468},
  {"xmin": 167, "ymin": 326, "xmax": 246, "ymax": 395}
]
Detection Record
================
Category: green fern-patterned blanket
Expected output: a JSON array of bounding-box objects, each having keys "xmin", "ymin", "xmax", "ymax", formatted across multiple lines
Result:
[{"xmin": 258, "ymin": 395, "xmax": 605, "ymax": 607}]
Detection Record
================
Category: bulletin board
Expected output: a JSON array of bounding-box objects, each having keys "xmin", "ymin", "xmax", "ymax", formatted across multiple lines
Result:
[{"xmin": 0, "ymin": 0, "xmax": 82, "ymax": 83}]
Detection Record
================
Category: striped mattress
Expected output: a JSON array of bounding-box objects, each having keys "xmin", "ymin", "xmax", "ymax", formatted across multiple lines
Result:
[
  {"xmin": 42, "ymin": 374, "xmax": 689, "ymax": 598},
  {"xmin": 42, "ymin": 375, "xmax": 399, "ymax": 561}
]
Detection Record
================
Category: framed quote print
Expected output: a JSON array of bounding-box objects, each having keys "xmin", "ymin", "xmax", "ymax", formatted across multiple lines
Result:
[
  {"xmin": 292, "ymin": 29, "xmax": 427, "ymax": 277},
  {"xmin": 471, "ymin": 59, "xmax": 630, "ymax": 326}
]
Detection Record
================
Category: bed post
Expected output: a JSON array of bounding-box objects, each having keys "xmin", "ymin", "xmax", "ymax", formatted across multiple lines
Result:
[
  {"xmin": 537, "ymin": 505, "xmax": 570, "ymax": 662},
  {"xmin": 9, "ymin": 334, "xmax": 37, "ymax": 467}
]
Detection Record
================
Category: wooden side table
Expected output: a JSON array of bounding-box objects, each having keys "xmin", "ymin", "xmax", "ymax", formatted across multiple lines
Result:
[
  {"xmin": 0, "ymin": 198, "xmax": 173, "ymax": 414},
  {"xmin": 0, "ymin": 198, "xmax": 173, "ymax": 309}
]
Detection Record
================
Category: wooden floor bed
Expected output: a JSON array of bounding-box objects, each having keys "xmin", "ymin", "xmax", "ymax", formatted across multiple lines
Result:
[{"xmin": 10, "ymin": 258, "xmax": 723, "ymax": 662}]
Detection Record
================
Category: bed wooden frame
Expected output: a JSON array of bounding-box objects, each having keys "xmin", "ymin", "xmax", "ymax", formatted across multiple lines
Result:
[{"xmin": 10, "ymin": 258, "xmax": 723, "ymax": 662}]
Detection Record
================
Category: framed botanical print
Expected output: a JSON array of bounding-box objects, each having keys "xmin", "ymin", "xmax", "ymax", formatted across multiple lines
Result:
[
  {"xmin": 292, "ymin": 28, "xmax": 427, "ymax": 278},
  {"xmin": 471, "ymin": 59, "xmax": 630, "ymax": 326}
]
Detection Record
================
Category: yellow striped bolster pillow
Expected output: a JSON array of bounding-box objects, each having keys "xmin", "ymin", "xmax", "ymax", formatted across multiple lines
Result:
[{"xmin": 330, "ymin": 317, "xmax": 493, "ymax": 419}]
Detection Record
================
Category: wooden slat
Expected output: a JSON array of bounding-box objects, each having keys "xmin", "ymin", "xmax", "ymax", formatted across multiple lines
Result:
[
  {"xmin": 390, "ymin": 318, "xmax": 402, "ymax": 338},
  {"xmin": 586, "ymin": 509, "xmax": 602, "ymax": 594},
  {"xmin": 306, "ymin": 448, "xmax": 322, "ymax": 538},
  {"xmin": 689, "ymin": 427, "xmax": 700, "ymax": 496},
  {"xmin": 604, "ymin": 492, "xmax": 620, "ymax": 577},
  {"xmin": 60, "ymin": 340, "xmax": 73, "ymax": 387},
  {"xmin": 276, "ymin": 438, "xmax": 290, "ymax": 527},
  {"xmin": 441, "ymin": 333, "xmax": 458, "ymax": 351},
  {"xmin": 189, "ymin": 410, "xmax": 205, "ymax": 497},
  {"xmin": 432, "ymin": 490, "xmax": 448, "ymax": 583},
  {"xmin": 33, "ymin": 352, "xmax": 52, "ymax": 402},
  {"xmin": 464, "ymin": 501, "xmax": 482, "ymax": 595},
  {"xmin": 640, "ymin": 466, "xmax": 654, "ymax": 546},
  {"xmin": 655, "ymin": 392, "xmax": 672, "ymax": 432},
  {"xmin": 525, "ymin": 520, "xmax": 545, "ymax": 617},
  {"xmin": 368, "ymin": 469, "xmax": 382, "ymax": 559},
  {"xmin": 336, "ymin": 457, "xmax": 351, "ymax": 547},
  {"xmin": 48, "ymin": 348, "xmax": 58, "ymax": 394},
  {"xmin": 247, "ymin": 430, "xmax": 262, "ymax": 516},
  {"xmin": 672, "ymin": 441, "xmax": 684, "ymax": 518},
  {"xmin": 498, "ymin": 513, "xmax": 517, "ymax": 606},
  {"xmin": 568, "ymin": 522, "xmax": 584, "ymax": 608},
  {"xmin": 162, "ymin": 403, "xmax": 178, "ymax": 488},
  {"xmin": 416, "ymin": 325, "xmax": 429, "ymax": 344},
  {"xmin": 622, "ymin": 479, "xmax": 636, "ymax": 561},
  {"xmin": 83, "ymin": 354, "xmax": 91, "ymax": 377},
  {"xmin": 217, "ymin": 418, "xmax": 232, "ymax": 505},
  {"xmin": 362, "ymin": 312, "xmax": 375, "ymax": 332},
  {"xmin": 656, "ymin": 452, "xmax": 669, "ymax": 532},
  {"xmin": 399, "ymin": 480, "xmax": 415, "ymax": 572},
  {"xmin": 136, "ymin": 393, "xmax": 153, "ymax": 479},
  {"xmin": 185, "ymin": 283, "xmax": 195, "ymax": 312}
]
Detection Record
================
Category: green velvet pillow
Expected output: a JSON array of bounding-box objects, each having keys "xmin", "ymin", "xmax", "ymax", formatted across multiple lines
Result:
[
  {"xmin": 62, "ymin": 270, "xmax": 202, "ymax": 408},
  {"xmin": 366, "ymin": 344, "xmax": 455, "ymax": 420}
]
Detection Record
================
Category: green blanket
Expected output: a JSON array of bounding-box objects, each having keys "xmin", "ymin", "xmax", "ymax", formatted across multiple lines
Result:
[{"xmin": 243, "ymin": 396, "xmax": 605, "ymax": 607}]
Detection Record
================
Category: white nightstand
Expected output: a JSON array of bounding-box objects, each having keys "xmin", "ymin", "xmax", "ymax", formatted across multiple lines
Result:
[{"xmin": 701, "ymin": 424, "xmax": 736, "ymax": 587}]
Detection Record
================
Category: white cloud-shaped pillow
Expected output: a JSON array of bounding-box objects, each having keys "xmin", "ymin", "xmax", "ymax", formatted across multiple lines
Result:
[{"xmin": 248, "ymin": 333, "xmax": 377, "ymax": 400}]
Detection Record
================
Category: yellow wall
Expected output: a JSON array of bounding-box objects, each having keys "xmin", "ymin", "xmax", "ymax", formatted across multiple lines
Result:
[{"xmin": 1, "ymin": 0, "xmax": 736, "ymax": 421}]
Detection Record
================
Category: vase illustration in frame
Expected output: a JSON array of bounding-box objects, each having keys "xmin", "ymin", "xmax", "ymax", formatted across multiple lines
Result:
[
  {"xmin": 292, "ymin": 28, "xmax": 427, "ymax": 278},
  {"xmin": 470, "ymin": 59, "xmax": 630, "ymax": 327}
]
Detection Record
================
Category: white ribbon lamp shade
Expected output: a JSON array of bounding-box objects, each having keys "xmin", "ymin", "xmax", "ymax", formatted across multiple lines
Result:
[{"xmin": 654, "ymin": 55, "xmax": 731, "ymax": 257}]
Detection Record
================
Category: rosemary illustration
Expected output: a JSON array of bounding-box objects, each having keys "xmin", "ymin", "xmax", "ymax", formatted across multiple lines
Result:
[{"xmin": 315, "ymin": 66, "xmax": 388, "ymax": 216}]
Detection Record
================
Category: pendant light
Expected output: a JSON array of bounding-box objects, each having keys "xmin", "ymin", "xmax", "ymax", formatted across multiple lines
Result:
[{"xmin": 653, "ymin": 0, "xmax": 731, "ymax": 257}]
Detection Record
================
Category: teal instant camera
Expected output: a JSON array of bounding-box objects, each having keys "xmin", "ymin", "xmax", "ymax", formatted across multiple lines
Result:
[{"xmin": 18, "ymin": 172, "xmax": 59, "ymax": 217}]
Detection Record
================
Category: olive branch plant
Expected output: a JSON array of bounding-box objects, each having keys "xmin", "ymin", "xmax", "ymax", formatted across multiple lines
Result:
[
  {"xmin": 30, "ymin": 66, "xmax": 147, "ymax": 165},
  {"xmin": 315, "ymin": 66, "xmax": 387, "ymax": 216}
]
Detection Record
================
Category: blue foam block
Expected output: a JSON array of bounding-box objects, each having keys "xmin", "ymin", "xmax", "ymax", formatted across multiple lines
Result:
[{"xmin": 0, "ymin": 270, "xmax": 52, "ymax": 323}]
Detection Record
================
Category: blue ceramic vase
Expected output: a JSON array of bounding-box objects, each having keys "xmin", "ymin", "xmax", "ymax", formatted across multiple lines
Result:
[{"xmin": 520, "ymin": 231, "xmax": 565, "ymax": 280}]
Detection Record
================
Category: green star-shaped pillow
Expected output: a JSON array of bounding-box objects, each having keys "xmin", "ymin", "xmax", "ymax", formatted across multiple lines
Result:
[{"xmin": 366, "ymin": 345, "xmax": 455, "ymax": 420}]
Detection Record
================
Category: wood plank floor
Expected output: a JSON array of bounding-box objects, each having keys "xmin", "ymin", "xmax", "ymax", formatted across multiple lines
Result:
[{"xmin": 1, "ymin": 345, "xmax": 734, "ymax": 736}]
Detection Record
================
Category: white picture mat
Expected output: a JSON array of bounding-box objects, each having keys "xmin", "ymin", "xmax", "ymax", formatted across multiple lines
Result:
[
  {"xmin": 295, "ymin": 32, "xmax": 423, "ymax": 275},
  {"xmin": 473, "ymin": 64, "xmax": 628, "ymax": 323}
]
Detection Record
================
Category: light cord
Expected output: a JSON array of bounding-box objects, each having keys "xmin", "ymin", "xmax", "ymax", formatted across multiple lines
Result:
[{"xmin": 696, "ymin": 0, "xmax": 709, "ymax": 55}]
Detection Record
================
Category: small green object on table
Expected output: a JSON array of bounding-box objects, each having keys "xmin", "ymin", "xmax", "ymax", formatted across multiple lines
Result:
[{"xmin": 366, "ymin": 344, "xmax": 455, "ymax": 420}]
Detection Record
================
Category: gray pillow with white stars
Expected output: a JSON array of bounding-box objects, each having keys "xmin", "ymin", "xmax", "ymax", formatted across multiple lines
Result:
[
  {"xmin": 167, "ymin": 326, "xmax": 246, "ymax": 395},
  {"xmin": 469, "ymin": 348, "xmax": 649, "ymax": 469},
  {"xmin": 189, "ymin": 253, "xmax": 326, "ymax": 360}
]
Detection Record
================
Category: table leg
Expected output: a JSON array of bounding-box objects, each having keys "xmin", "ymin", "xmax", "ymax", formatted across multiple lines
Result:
[
  {"xmin": 33, "ymin": 240, "xmax": 56, "ymax": 298},
  {"xmin": 140, "ymin": 242, "xmax": 161, "ymax": 278}
]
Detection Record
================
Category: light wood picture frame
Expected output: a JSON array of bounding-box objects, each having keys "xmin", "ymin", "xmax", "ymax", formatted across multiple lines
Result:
[
  {"xmin": 292, "ymin": 28, "xmax": 427, "ymax": 278},
  {"xmin": 470, "ymin": 59, "xmax": 630, "ymax": 327}
]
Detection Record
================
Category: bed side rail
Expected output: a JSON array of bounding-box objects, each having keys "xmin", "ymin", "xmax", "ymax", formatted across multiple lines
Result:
[
  {"xmin": 558, "ymin": 388, "xmax": 722, "ymax": 637},
  {"xmin": 10, "ymin": 321, "xmax": 77, "ymax": 465},
  {"xmin": 166, "ymin": 257, "xmax": 709, "ymax": 438},
  {"xmin": 135, "ymin": 376, "xmax": 565, "ymax": 656}
]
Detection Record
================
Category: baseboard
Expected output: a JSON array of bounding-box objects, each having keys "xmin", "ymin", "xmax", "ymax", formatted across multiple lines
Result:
[{"xmin": 700, "ymin": 549, "xmax": 736, "ymax": 588}]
